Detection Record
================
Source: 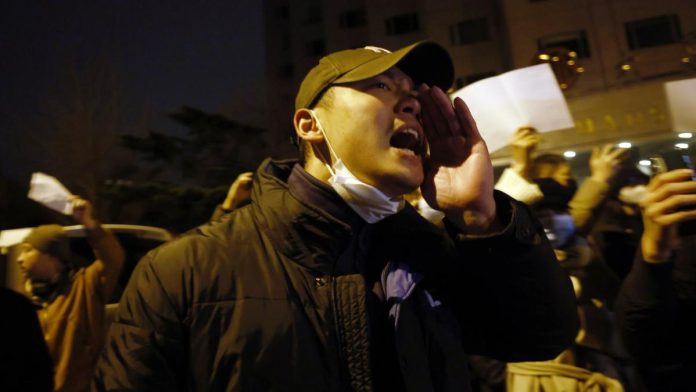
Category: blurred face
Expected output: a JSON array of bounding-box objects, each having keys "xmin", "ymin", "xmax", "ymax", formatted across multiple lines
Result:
[
  {"xmin": 16, "ymin": 243, "xmax": 63, "ymax": 283},
  {"xmin": 552, "ymin": 163, "xmax": 573, "ymax": 187},
  {"xmin": 314, "ymin": 67, "xmax": 424, "ymax": 197}
]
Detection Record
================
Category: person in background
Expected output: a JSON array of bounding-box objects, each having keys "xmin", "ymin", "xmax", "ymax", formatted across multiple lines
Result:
[
  {"xmin": 491, "ymin": 129, "xmax": 636, "ymax": 391},
  {"xmin": 588, "ymin": 166, "xmax": 649, "ymax": 280},
  {"xmin": 0, "ymin": 287, "xmax": 54, "ymax": 391},
  {"xmin": 94, "ymin": 41, "xmax": 577, "ymax": 391},
  {"xmin": 615, "ymin": 168, "xmax": 696, "ymax": 391},
  {"xmin": 495, "ymin": 128, "xmax": 630, "ymax": 234},
  {"xmin": 16, "ymin": 196, "xmax": 125, "ymax": 392},
  {"xmin": 210, "ymin": 171, "xmax": 254, "ymax": 221}
]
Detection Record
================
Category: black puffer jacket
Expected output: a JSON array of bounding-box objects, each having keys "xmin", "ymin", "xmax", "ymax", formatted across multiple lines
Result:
[{"xmin": 94, "ymin": 159, "xmax": 578, "ymax": 391}]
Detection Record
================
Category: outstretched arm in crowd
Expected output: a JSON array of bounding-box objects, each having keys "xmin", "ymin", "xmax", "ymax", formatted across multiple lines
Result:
[
  {"xmin": 417, "ymin": 85, "xmax": 578, "ymax": 361},
  {"xmin": 615, "ymin": 169, "xmax": 696, "ymax": 367},
  {"xmin": 71, "ymin": 196, "xmax": 125, "ymax": 300},
  {"xmin": 417, "ymin": 84, "xmax": 497, "ymax": 233},
  {"xmin": 494, "ymin": 127, "xmax": 545, "ymax": 205},
  {"xmin": 569, "ymin": 144, "xmax": 629, "ymax": 235},
  {"xmin": 210, "ymin": 172, "xmax": 254, "ymax": 221}
]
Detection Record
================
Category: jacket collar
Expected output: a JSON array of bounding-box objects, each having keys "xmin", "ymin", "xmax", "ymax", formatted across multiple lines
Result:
[{"xmin": 251, "ymin": 158, "xmax": 365, "ymax": 275}]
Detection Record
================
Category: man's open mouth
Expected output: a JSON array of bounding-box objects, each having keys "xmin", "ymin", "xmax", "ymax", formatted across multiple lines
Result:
[{"xmin": 390, "ymin": 128, "xmax": 424, "ymax": 156}]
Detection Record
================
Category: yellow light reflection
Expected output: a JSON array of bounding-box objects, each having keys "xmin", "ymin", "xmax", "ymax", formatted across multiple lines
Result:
[
  {"xmin": 569, "ymin": 51, "xmax": 577, "ymax": 58},
  {"xmin": 551, "ymin": 56, "xmax": 560, "ymax": 62},
  {"xmin": 567, "ymin": 60, "xmax": 576, "ymax": 66},
  {"xmin": 576, "ymin": 67, "xmax": 585, "ymax": 73},
  {"xmin": 538, "ymin": 54, "xmax": 550, "ymax": 60},
  {"xmin": 621, "ymin": 64, "xmax": 631, "ymax": 71}
]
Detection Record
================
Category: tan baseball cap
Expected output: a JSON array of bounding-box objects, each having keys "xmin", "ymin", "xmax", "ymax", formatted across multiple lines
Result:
[
  {"xmin": 23, "ymin": 224, "xmax": 71, "ymax": 264},
  {"xmin": 295, "ymin": 41, "xmax": 454, "ymax": 111}
]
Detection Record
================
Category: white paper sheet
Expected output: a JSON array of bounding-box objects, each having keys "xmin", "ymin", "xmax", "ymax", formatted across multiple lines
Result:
[
  {"xmin": 664, "ymin": 78, "xmax": 696, "ymax": 132},
  {"xmin": 450, "ymin": 63, "xmax": 575, "ymax": 152},
  {"xmin": 27, "ymin": 172, "xmax": 74, "ymax": 215}
]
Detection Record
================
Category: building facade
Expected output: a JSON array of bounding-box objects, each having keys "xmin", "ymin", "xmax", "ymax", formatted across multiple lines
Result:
[{"xmin": 263, "ymin": 0, "xmax": 696, "ymax": 164}]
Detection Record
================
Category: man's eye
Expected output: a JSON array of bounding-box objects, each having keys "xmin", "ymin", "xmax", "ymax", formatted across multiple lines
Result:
[{"xmin": 375, "ymin": 82, "xmax": 390, "ymax": 91}]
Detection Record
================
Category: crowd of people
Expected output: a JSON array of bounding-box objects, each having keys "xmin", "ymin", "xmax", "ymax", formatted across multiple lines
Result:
[{"xmin": 1, "ymin": 40, "xmax": 694, "ymax": 392}]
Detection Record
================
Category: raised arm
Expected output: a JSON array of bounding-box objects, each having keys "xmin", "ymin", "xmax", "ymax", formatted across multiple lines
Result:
[
  {"xmin": 495, "ymin": 127, "xmax": 544, "ymax": 205},
  {"xmin": 415, "ymin": 86, "xmax": 577, "ymax": 360},
  {"xmin": 71, "ymin": 196, "xmax": 125, "ymax": 300},
  {"xmin": 417, "ymin": 84, "xmax": 496, "ymax": 234},
  {"xmin": 615, "ymin": 169, "xmax": 696, "ymax": 386},
  {"xmin": 447, "ymin": 193, "xmax": 579, "ymax": 361},
  {"xmin": 569, "ymin": 144, "xmax": 629, "ymax": 234}
]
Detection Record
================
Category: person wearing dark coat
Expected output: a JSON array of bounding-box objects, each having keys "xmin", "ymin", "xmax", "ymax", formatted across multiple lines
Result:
[
  {"xmin": 0, "ymin": 287, "xmax": 54, "ymax": 391},
  {"xmin": 94, "ymin": 41, "xmax": 578, "ymax": 391},
  {"xmin": 616, "ymin": 168, "xmax": 696, "ymax": 391}
]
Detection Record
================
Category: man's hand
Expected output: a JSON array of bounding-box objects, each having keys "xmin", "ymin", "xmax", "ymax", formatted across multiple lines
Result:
[
  {"xmin": 70, "ymin": 196, "xmax": 98, "ymax": 229},
  {"xmin": 222, "ymin": 172, "xmax": 253, "ymax": 211},
  {"xmin": 640, "ymin": 169, "xmax": 696, "ymax": 262},
  {"xmin": 418, "ymin": 84, "xmax": 495, "ymax": 233},
  {"xmin": 589, "ymin": 144, "xmax": 630, "ymax": 185},
  {"xmin": 510, "ymin": 127, "xmax": 540, "ymax": 178}
]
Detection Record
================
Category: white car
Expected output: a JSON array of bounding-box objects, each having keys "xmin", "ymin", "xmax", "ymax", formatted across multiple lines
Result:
[{"xmin": 0, "ymin": 224, "xmax": 172, "ymax": 328}]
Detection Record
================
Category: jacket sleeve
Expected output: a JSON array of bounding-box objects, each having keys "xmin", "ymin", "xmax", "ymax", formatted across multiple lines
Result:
[
  {"xmin": 85, "ymin": 224, "xmax": 125, "ymax": 303},
  {"xmin": 568, "ymin": 177, "xmax": 611, "ymax": 236},
  {"xmin": 93, "ymin": 242, "xmax": 190, "ymax": 391},
  {"xmin": 614, "ymin": 251, "xmax": 677, "ymax": 366},
  {"xmin": 614, "ymin": 235, "xmax": 696, "ymax": 368},
  {"xmin": 494, "ymin": 167, "xmax": 544, "ymax": 206},
  {"xmin": 446, "ymin": 191, "xmax": 579, "ymax": 361}
]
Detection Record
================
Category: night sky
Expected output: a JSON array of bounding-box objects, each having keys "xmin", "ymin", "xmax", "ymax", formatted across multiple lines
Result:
[{"xmin": 1, "ymin": 1, "xmax": 266, "ymax": 183}]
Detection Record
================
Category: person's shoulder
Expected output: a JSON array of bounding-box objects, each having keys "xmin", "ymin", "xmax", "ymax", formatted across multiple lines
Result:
[{"xmin": 144, "ymin": 213, "xmax": 254, "ymax": 272}]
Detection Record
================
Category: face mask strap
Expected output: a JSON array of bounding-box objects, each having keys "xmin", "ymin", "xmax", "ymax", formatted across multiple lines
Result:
[{"xmin": 311, "ymin": 110, "xmax": 340, "ymax": 177}]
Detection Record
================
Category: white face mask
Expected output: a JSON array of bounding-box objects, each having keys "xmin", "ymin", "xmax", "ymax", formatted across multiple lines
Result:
[{"xmin": 312, "ymin": 111, "xmax": 405, "ymax": 223}]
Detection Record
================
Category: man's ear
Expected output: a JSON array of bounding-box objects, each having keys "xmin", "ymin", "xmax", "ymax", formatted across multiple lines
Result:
[{"xmin": 293, "ymin": 108, "xmax": 324, "ymax": 144}]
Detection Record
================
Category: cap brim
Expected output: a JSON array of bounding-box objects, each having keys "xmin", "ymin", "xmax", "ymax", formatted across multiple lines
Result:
[{"xmin": 334, "ymin": 41, "xmax": 454, "ymax": 90}]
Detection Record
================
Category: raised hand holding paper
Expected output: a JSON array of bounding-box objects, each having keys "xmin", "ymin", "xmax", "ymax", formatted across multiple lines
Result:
[
  {"xmin": 27, "ymin": 172, "xmax": 74, "ymax": 215},
  {"xmin": 450, "ymin": 63, "xmax": 574, "ymax": 152}
]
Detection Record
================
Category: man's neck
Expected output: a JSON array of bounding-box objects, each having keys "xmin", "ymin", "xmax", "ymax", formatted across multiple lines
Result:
[{"xmin": 302, "ymin": 157, "xmax": 331, "ymax": 185}]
